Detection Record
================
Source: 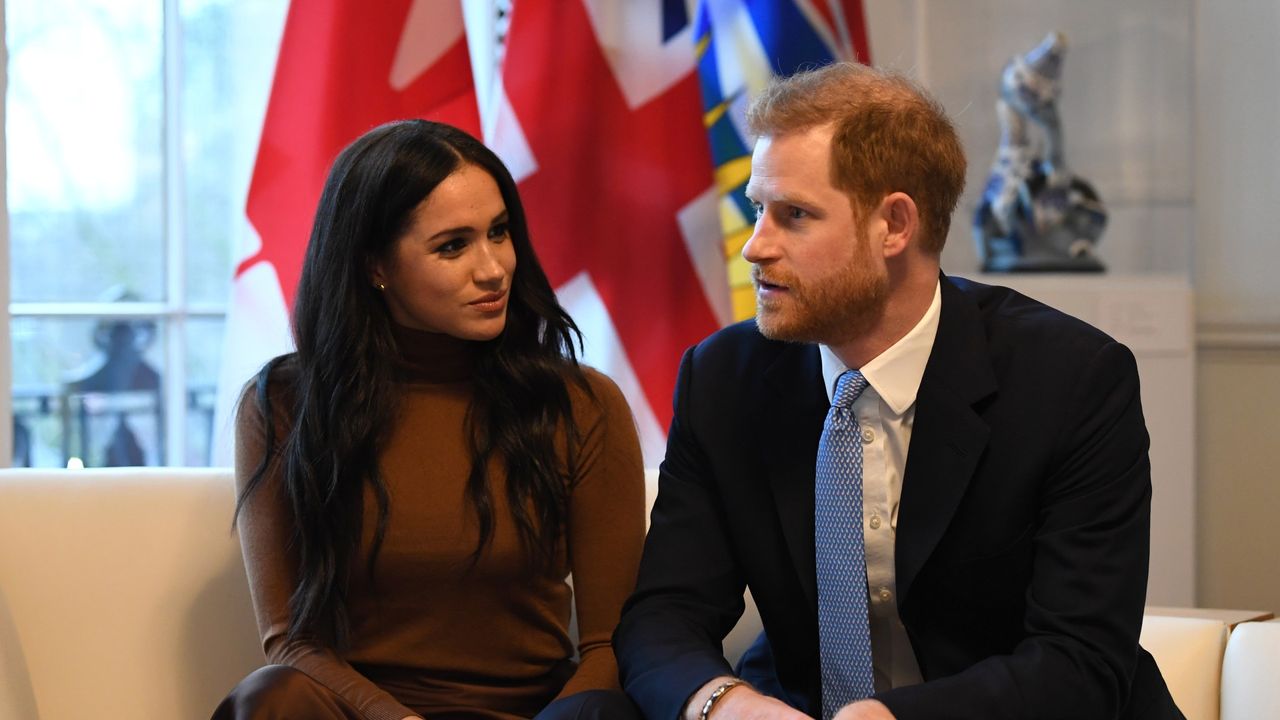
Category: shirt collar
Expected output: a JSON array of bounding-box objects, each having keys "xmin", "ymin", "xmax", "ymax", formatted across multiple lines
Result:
[{"xmin": 819, "ymin": 280, "xmax": 942, "ymax": 416}]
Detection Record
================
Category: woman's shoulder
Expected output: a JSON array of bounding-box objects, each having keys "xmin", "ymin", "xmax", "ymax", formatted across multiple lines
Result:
[
  {"xmin": 570, "ymin": 364, "xmax": 626, "ymax": 406},
  {"xmin": 235, "ymin": 354, "xmax": 300, "ymax": 434},
  {"xmin": 232, "ymin": 355, "xmax": 300, "ymax": 491},
  {"xmin": 564, "ymin": 363, "xmax": 636, "ymax": 429}
]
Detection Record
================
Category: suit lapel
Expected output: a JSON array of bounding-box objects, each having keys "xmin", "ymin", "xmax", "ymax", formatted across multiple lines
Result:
[
  {"xmin": 762, "ymin": 342, "xmax": 828, "ymax": 609},
  {"xmin": 896, "ymin": 276, "xmax": 997, "ymax": 606}
]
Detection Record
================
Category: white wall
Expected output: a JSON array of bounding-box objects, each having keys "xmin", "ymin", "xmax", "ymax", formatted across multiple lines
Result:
[
  {"xmin": 1196, "ymin": 352, "xmax": 1280, "ymax": 611},
  {"xmin": 867, "ymin": 0, "xmax": 1196, "ymax": 277},
  {"xmin": 1194, "ymin": 0, "xmax": 1280, "ymax": 327},
  {"xmin": 1192, "ymin": 0, "xmax": 1280, "ymax": 612}
]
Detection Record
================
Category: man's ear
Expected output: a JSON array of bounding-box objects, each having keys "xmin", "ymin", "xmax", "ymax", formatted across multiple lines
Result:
[{"xmin": 879, "ymin": 192, "xmax": 919, "ymax": 258}]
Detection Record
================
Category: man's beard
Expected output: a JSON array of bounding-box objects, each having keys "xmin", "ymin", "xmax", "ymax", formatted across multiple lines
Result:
[{"xmin": 752, "ymin": 242, "xmax": 889, "ymax": 346}]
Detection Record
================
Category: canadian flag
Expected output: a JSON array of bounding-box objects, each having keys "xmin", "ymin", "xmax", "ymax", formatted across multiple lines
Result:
[{"xmin": 214, "ymin": 0, "xmax": 482, "ymax": 460}]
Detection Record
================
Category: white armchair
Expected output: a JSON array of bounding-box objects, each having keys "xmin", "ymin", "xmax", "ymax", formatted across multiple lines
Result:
[
  {"xmin": 1220, "ymin": 619, "xmax": 1280, "ymax": 720},
  {"xmin": 1139, "ymin": 615, "xmax": 1231, "ymax": 720}
]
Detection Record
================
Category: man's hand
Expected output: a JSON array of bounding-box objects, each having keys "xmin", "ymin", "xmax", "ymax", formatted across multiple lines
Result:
[
  {"xmin": 832, "ymin": 699, "xmax": 896, "ymax": 720},
  {"xmin": 682, "ymin": 677, "xmax": 809, "ymax": 720}
]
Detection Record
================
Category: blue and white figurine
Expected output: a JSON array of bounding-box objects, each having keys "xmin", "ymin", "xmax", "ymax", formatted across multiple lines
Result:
[{"xmin": 974, "ymin": 32, "xmax": 1106, "ymax": 273}]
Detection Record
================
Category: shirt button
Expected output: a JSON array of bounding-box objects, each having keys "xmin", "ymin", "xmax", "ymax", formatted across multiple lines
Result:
[
  {"xmin": 861, "ymin": 427, "xmax": 875, "ymax": 444},
  {"xmin": 869, "ymin": 515, "xmax": 882, "ymax": 530},
  {"xmin": 879, "ymin": 588, "xmax": 892, "ymax": 602}
]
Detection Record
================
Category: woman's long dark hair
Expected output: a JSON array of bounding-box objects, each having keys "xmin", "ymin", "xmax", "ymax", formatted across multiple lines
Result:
[{"xmin": 234, "ymin": 120, "xmax": 588, "ymax": 650}]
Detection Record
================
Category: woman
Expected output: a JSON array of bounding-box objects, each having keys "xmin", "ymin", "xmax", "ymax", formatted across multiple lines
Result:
[{"xmin": 214, "ymin": 121, "xmax": 645, "ymax": 720}]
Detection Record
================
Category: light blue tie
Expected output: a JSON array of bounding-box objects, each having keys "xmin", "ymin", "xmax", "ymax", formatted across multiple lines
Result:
[{"xmin": 815, "ymin": 369, "xmax": 875, "ymax": 719}]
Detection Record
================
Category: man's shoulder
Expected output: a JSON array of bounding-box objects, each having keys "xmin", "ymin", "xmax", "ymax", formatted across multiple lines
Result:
[
  {"xmin": 947, "ymin": 275, "xmax": 1120, "ymax": 358},
  {"xmin": 696, "ymin": 318, "xmax": 769, "ymax": 352},
  {"xmin": 688, "ymin": 319, "xmax": 806, "ymax": 375}
]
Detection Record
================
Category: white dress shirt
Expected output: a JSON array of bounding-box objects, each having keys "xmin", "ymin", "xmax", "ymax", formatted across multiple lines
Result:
[{"xmin": 818, "ymin": 280, "xmax": 941, "ymax": 692}]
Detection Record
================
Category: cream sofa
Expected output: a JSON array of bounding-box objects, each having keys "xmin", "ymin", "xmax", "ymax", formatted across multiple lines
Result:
[
  {"xmin": 1220, "ymin": 619, "xmax": 1280, "ymax": 718},
  {"xmin": 0, "ymin": 468, "xmax": 1274, "ymax": 719},
  {"xmin": 0, "ymin": 469, "xmax": 261, "ymax": 719}
]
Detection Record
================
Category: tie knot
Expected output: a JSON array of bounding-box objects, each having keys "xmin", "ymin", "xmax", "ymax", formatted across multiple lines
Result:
[{"xmin": 832, "ymin": 369, "xmax": 869, "ymax": 409}]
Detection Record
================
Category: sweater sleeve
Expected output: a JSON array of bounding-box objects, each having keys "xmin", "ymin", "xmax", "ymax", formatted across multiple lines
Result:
[
  {"xmin": 233, "ymin": 384, "xmax": 418, "ymax": 720},
  {"xmin": 554, "ymin": 369, "xmax": 647, "ymax": 699}
]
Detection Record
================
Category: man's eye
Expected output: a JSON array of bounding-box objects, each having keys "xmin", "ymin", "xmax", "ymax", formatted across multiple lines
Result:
[
  {"xmin": 749, "ymin": 202, "xmax": 763, "ymax": 220},
  {"xmin": 788, "ymin": 206, "xmax": 809, "ymax": 220}
]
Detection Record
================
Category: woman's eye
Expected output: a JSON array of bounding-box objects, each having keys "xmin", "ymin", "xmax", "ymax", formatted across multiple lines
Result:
[
  {"xmin": 487, "ymin": 222, "xmax": 510, "ymax": 240},
  {"xmin": 436, "ymin": 238, "xmax": 467, "ymax": 255}
]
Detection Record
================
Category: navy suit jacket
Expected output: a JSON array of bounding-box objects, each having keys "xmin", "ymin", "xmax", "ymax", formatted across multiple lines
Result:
[{"xmin": 614, "ymin": 276, "xmax": 1180, "ymax": 719}]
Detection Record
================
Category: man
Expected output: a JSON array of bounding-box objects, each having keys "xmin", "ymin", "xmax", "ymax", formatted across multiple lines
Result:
[{"xmin": 613, "ymin": 63, "xmax": 1180, "ymax": 720}]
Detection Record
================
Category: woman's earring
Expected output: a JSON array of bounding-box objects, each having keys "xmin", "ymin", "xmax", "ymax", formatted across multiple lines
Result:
[{"xmin": 375, "ymin": 282, "xmax": 387, "ymax": 291}]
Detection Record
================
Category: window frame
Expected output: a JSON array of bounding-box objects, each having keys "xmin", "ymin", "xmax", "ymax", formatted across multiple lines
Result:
[
  {"xmin": 1, "ymin": 0, "xmax": 10, "ymax": 468},
  {"xmin": 3, "ymin": 0, "xmax": 228, "ymax": 468}
]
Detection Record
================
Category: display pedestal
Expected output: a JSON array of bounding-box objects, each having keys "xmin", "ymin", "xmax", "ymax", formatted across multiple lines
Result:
[{"xmin": 969, "ymin": 273, "xmax": 1196, "ymax": 606}]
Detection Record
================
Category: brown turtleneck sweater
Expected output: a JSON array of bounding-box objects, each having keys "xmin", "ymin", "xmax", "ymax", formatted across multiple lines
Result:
[{"xmin": 234, "ymin": 326, "xmax": 645, "ymax": 720}]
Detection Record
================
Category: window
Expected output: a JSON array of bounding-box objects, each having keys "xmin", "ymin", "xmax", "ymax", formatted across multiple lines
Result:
[{"xmin": 6, "ymin": 0, "xmax": 287, "ymax": 466}]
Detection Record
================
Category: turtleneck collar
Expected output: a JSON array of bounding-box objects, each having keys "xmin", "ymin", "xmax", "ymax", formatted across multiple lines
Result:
[{"xmin": 389, "ymin": 323, "xmax": 478, "ymax": 384}]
